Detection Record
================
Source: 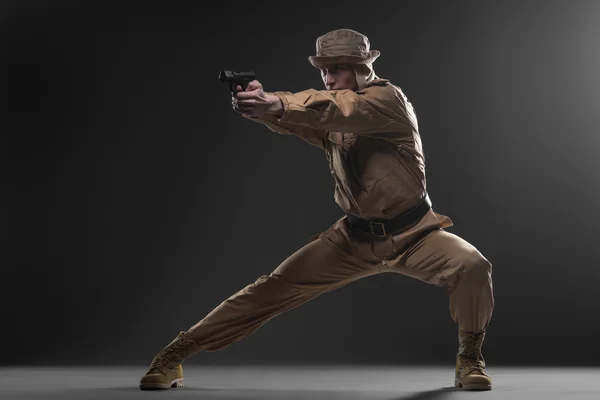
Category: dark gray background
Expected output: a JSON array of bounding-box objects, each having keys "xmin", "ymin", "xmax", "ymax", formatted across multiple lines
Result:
[{"xmin": 4, "ymin": 0, "xmax": 600, "ymax": 366}]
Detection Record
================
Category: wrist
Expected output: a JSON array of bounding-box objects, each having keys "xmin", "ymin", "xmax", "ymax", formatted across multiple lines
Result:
[{"xmin": 267, "ymin": 94, "xmax": 284, "ymax": 118}]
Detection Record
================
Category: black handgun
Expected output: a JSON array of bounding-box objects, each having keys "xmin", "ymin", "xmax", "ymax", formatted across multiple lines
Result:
[{"xmin": 219, "ymin": 70, "xmax": 256, "ymax": 92}]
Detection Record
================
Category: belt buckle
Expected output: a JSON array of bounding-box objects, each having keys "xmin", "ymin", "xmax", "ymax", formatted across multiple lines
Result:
[{"xmin": 369, "ymin": 221, "xmax": 386, "ymax": 238}]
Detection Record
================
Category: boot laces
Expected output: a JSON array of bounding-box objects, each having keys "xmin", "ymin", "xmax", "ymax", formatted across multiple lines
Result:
[
  {"xmin": 148, "ymin": 336, "xmax": 191, "ymax": 374},
  {"xmin": 149, "ymin": 357, "xmax": 169, "ymax": 374},
  {"xmin": 458, "ymin": 330, "xmax": 488, "ymax": 376},
  {"xmin": 460, "ymin": 357, "xmax": 488, "ymax": 376}
]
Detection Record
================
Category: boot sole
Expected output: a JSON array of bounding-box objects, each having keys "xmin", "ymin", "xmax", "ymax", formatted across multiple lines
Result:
[
  {"xmin": 455, "ymin": 379, "xmax": 491, "ymax": 391},
  {"xmin": 139, "ymin": 378, "xmax": 184, "ymax": 390}
]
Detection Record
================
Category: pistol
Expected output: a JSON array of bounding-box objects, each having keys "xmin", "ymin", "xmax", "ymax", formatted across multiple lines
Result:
[{"xmin": 219, "ymin": 70, "xmax": 256, "ymax": 92}]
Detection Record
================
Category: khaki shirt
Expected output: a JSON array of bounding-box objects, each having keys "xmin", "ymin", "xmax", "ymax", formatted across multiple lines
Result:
[{"xmin": 247, "ymin": 78, "xmax": 452, "ymax": 226}]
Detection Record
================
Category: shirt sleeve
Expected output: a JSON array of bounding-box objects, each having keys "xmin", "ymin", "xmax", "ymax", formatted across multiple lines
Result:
[
  {"xmin": 244, "ymin": 113, "xmax": 327, "ymax": 150},
  {"xmin": 270, "ymin": 83, "xmax": 416, "ymax": 140}
]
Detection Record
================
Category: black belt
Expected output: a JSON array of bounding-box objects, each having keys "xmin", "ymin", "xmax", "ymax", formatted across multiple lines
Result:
[{"xmin": 347, "ymin": 193, "xmax": 432, "ymax": 238}]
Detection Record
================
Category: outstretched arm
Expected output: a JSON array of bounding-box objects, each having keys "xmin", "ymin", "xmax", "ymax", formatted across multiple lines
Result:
[
  {"xmin": 232, "ymin": 81, "xmax": 327, "ymax": 149},
  {"xmin": 234, "ymin": 80, "xmax": 416, "ymax": 141},
  {"xmin": 247, "ymin": 113, "xmax": 327, "ymax": 150},
  {"xmin": 270, "ymin": 84, "xmax": 415, "ymax": 138}
]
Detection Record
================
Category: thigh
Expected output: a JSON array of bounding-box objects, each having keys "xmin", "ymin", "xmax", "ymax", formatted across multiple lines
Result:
[
  {"xmin": 270, "ymin": 229, "xmax": 380, "ymax": 289},
  {"xmin": 391, "ymin": 229, "xmax": 491, "ymax": 287},
  {"xmin": 185, "ymin": 227, "xmax": 383, "ymax": 349}
]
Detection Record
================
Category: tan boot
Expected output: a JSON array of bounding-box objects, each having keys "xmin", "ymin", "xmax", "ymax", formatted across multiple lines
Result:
[
  {"xmin": 454, "ymin": 329, "xmax": 492, "ymax": 391},
  {"xmin": 139, "ymin": 331, "xmax": 201, "ymax": 390}
]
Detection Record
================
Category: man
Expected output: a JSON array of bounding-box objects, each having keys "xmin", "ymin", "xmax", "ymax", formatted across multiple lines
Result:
[{"xmin": 139, "ymin": 28, "xmax": 495, "ymax": 391}]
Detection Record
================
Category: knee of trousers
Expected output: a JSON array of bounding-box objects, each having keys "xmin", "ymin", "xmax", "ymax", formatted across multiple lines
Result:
[
  {"xmin": 242, "ymin": 274, "xmax": 316, "ymax": 302},
  {"xmin": 456, "ymin": 251, "xmax": 492, "ymax": 284}
]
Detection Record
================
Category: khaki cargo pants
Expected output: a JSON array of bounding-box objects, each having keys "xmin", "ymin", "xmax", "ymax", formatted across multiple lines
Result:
[{"xmin": 185, "ymin": 209, "xmax": 494, "ymax": 350}]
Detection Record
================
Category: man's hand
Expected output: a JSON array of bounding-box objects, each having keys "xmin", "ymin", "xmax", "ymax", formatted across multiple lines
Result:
[{"xmin": 231, "ymin": 80, "xmax": 283, "ymax": 118}]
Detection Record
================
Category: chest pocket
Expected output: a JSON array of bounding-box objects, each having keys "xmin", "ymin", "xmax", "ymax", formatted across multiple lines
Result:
[
  {"xmin": 327, "ymin": 131, "xmax": 365, "ymax": 196},
  {"xmin": 327, "ymin": 131, "xmax": 401, "ymax": 191},
  {"xmin": 350, "ymin": 138, "xmax": 401, "ymax": 190}
]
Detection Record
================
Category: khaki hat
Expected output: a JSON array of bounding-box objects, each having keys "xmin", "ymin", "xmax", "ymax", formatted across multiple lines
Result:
[{"xmin": 308, "ymin": 29, "xmax": 380, "ymax": 68}]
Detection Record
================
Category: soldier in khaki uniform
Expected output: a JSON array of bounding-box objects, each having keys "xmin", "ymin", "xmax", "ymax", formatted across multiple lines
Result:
[{"xmin": 140, "ymin": 29, "xmax": 495, "ymax": 391}]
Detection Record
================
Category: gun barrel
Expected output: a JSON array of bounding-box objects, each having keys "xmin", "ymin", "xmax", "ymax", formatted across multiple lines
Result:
[
  {"xmin": 219, "ymin": 70, "xmax": 255, "ymax": 81},
  {"xmin": 234, "ymin": 71, "xmax": 255, "ymax": 80}
]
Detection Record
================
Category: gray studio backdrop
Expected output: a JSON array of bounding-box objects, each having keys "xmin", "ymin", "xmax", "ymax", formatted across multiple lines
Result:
[{"xmin": 4, "ymin": 0, "xmax": 600, "ymax": 366}]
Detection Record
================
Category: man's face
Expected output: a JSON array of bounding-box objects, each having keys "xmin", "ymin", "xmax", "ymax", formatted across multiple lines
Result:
[{"xmin": 320, "ymin": 64, "xmax": 358, "ymax": 91}]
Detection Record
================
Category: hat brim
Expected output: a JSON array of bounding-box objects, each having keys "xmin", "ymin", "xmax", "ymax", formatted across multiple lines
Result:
[{"xmin": 308, "ymin": 50, "xmax": 380, "ymax": 68}]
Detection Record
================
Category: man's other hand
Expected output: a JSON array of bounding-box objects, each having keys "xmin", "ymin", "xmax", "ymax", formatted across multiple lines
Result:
[{"xmin": 231, "ymin": 80, "xmax": 283, "ymax": 118}]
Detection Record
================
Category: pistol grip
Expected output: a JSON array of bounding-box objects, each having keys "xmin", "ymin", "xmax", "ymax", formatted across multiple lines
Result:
[{"xmin": 230, "ymin": 80, "xmax": 248, "ymax": 93}]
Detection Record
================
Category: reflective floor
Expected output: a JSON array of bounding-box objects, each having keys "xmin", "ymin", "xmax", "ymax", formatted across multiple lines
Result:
[{"xmin": 2, "ymin": 365, "xmax": 599, "ymax": 399}]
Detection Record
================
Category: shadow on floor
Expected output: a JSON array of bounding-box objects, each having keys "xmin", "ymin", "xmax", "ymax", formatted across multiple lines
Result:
[
  {"xmin": 390, "ymin": 386, "xmax": 462, "ymax": 399},
  {"xmin": 41, "ymin": 385, "xmax": 463, "ymax": 400}
]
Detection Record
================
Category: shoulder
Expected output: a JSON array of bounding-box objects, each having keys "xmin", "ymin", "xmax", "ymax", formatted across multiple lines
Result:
[
  {"xmin": 359, "ymin": 79, "xmax": 407, "ymax": 108},
  {"xmin": 365, "ymin": 78, "xmax": 390, "ymax": 87},
  {"xmin": 361, "ymin": 79, "xmax": 403, "ymax": 97}
]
